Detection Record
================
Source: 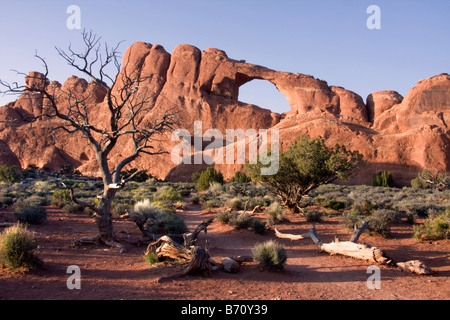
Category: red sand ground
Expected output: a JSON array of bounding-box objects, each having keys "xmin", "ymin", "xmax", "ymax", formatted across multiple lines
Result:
[{"xmin": 0, "ymin": 198, "xmax": 449, "ymax": 300}]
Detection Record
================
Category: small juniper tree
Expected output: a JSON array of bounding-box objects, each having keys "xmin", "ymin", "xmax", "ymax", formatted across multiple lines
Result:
[{"xmin": 245, "ymin": 135, "xmax": 363, "ymax": 214}]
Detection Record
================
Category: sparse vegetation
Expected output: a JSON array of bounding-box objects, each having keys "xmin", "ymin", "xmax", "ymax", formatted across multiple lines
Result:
[
  {"xmin": 0, "ymin": 224, "xmax": 42, "ymax": 273},
  {"xmin": 0, "ymin": 165, "xmax": 21, "ymax": 183},
  {"xmin": 245, "ymin": 135, "xmax": 364, "ymax": 214},
  {"xmin": 372, "ymin": 170, "xmax": 395, "ymax": 188},
  {"xmin": 411, "ymin": 169, "xmax": 450, "ymax": 191},
  {"xmin": 413, "ymin": 209, "xmax": 450, "ymax": 241},
  {"xmin": 13, "ymin": 205, "xmax": 47, "ymax": 225},
  {"xmin": 196, "ymin": 167, "xmax": 224, "ymax": 192},
  {"xmin": 252, "ymin": 240, "xmax": 287, "ymax": 269}
]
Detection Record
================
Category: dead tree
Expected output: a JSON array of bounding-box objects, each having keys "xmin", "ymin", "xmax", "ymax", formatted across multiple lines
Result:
[
  {"xmin": 275, "ymin": 223, "xmax": 434, "ymax": 274},
  {"xmin": 0, "ymin": 31, "xmax": 178, "ymax": 252},
  {"xmin": 275, "ymin": 222, "xmax": 393, "ymax": 265}
]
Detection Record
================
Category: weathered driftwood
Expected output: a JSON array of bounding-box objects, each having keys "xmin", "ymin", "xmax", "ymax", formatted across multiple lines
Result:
[
  {"xmin": 397, "ymin": 260, "xmax": 434, "ymax": 275},
  {"xmin": 275, "ymin": 223, "xmax": 393, "ymax": 266},
  {"xmin": 274, "ymin": 228, "xmax": 309, "ymax": 240},
  {"xmin": 137, "ymin": 217, "xmax": 214, "ymax": 248},
  {"xmin": 157, "ymin": 245, "xmax": 212, "ymax": 283},
  {"xmin": 222, "ymin": 257, "xmax": 240, "ymax": 273}
]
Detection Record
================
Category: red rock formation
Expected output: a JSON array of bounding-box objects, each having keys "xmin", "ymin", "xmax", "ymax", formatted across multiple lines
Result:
[{"xmin": 0, "ymin": 42, "xmax": 448, "ymax": 186}]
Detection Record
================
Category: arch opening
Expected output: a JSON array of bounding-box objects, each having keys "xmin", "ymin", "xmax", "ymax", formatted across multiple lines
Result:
[{"xmin": 238, "ymin": 79, "xmax": 292, "ymax": 114}]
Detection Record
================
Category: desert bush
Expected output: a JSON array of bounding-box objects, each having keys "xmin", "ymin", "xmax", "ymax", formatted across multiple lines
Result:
[
  {"xmin": 207, "ymin": 181, "xmax": 224, "ymax": 196},
  {"xmin": 229, "ymin": 213, "xmax": 252, "ymax": 230},
  {"xmin": 216, "ymin": 211, "xmax": 236, "ymax": 224},
  {"xmin": 413, "ymin": 209, "xmax": 449, "ymax": 241},
  {"xmin": 131, "ymin": 199, "xmax": 187, "ymax": 235},
  {"xmin": 304, "ymin": 209, "xmax": 323, "ymax": 222},
  {"xmin": 231, "ymin": 171, "xmax": 251, "ymax": 183},
  {"xmin": 149, "ymin": 212, "xmax": 188, "ymax": 235},
  {"xmin": 202, "ymin": 199, "xmax": 222, "ymax": 210},
  {"xmin": 352, "ymin": 199, "xmax": 377, "ymax": 215},
  {"xmin": 266, "ymin": 201, "xmax": 285, "ymax": 225},
  {"xmin": 226, "ymin": 197, "xmax": 245, "ymax": 211},
  {"xmin": 411, "ymin": 169, "xmax": 450, "ymax": 191},
  {"xmin": 0, "ymin": 165, "xmax": 21, "ymax": 183},
  {"xmin": 249, "ymin": 218, "xmax": 266, "ymax": 234},
  {"xmin": 366, "ymin": 209, "xmax": 400, "ymax": 237},
  {"xmin": 0, "ymin": 195, "xmax": 14, "ymax": 208},
  {"xmin": 372, "ymin": 171, "xmax": 395, "ymax": 187},
  {"xmin": 15, "ymin": 195, "xmax": 48, "ymax": 209},
  {"xmin": 252, "ymin": 240, "xmax": 287, "ymax": 269},
  {"xmin": 144, "ymin": 251, "xmax": 159, "ymax": 265},
  {"xmin": 196, "ymin": 167, "xmax": 224, "ymax": 192},
  {"xmin": 14, "ymin": 205, "xmax": 47, "ymax": 225},
  {"xmin": 156, "ymin": 187, "xmax": 183, "ymax": 203},
  {"xmin": 131, "ymin": 199, "xmax": 162, "ymax": 220},
  {"xmin": 0, "ymin": 224, "xmax": 42, "ymax": 272},
  {"xmin": 62, "ymin": 202, "xmax": 85, "ymax": 213},
  {"xmin": 191, "ymin": 194, "xmax": 201, "ymax": 205},
  {"xmin": 322, "ymin": 199, "xmax": 347, "ymax": 211},
  {"xmin": 33, "ymin": 181, "xmax": 51, "ymax": 196}
]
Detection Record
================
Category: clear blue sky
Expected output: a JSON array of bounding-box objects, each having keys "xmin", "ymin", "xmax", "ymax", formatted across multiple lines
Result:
[{"xmin": 1, "ymin": 0, "xmax": 449, "ymax": 114}]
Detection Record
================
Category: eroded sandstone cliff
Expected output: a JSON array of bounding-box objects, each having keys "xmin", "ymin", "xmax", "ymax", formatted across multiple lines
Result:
[{"xmin": 0, "ymin": 42, "xmax": 448, "ymax": 186}]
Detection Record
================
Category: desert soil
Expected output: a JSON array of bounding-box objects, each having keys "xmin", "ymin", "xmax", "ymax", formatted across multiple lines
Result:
[{"xmin": 0, "ymin": 196, "xmax": 449, "ymax": 301}]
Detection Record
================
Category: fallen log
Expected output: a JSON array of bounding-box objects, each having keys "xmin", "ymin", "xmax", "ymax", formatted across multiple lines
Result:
[
  {"xmin": 274, "ymin": 223, "xmax": 394, "ymax": 266},
  {"xmin": 274, "ymin": 228, "xmax": 309, "ymax": 241},
  {"xmin": 157, "ymin": 245, "xmax": 212, "ymax": 283}
]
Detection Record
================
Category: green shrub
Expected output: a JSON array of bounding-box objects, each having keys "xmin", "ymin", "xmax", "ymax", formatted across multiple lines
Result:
[
  {"xmin": 323, "ymin": 199, "xmax": 347, "ymax": 211},
  {"xmin": 0, "ymin": 195, "xmax": 14, "ymax": 208},
  {"xmin": 152, "ymin": 200, "xmax": 176, "ymax": 214},
  {"xmin": 252, "ymin": 240, "xmax": 287, "ymax": 269},
  {"xmin": 231, "ymin": 171, "xmax": 251, "ymax": 183},
  {"xmin": 14, "ymin": 205, "xmax": 47, "ymax": 225},
  {"xmin": 304, "ymin": 209, "xmax": 323, "ymax": 222},
  {"xmin": 0, "ymin": 224, "xmax": 42, "ymax": 272},
  {"xmin": 157, "ymin": 187, "xmax": 183, "ymax": 203},
  {"xmin": 411, "ymin": 169, "xmax": 449, "ymax": 190},
  {"xmin": 191, "ymin": 194, "xmax": 200, "ymax": 205},
  {"xmin": 249, "ymin": 218, "xmax": 266, "ymax": 234},
  {"xmin": 413, "ymin": 209, "xmax": 450, "ymax": 241},
  {"xmin": 372, "ymin": 171, "xmax": 394, "ymax": 187},
  {"xmin": 196, "ymin": 167, "xmax": 224, "ymax": 192},
  {"xmin": 266, "ymin": 201, "xmax": 284, "ymax": 224},
  {"xmin": 0, "ymin": 165, "xmax": 21, "ymax": 183},
  {"xmin": 217, "ymin": 211, "xmax": 236, "ymax": 224},
  {"xmin": 51, "ymin": 189, "xmax": 72, "ymax": 208},
  {"xmin": 352, "ymin": 199, "xmax": 377, "ymax": 215},
  {"xmin": 149, "ymin": 212, "xmax": 188, "ymax": 235},
  {"xmin": 226, "ymin": 197, "xmax": 244, "ymax": 211},
  {"xmin": 144, "ymin": 251, "xmax": 159, "ymax": 265},
  {"xmin": 131, "ymin": 199, "xmax": 187, "ymax": 235},
  {"xmin": 342, "ymin": 210, "xmax": 361, "ymax": 230},
  {"xmin": 15, "ymin": 195, "xmax": 48, "ymax": 209},
  {"xmin": 228, "ymin": 213, "xmax": 252, "ymax": 230},
  {"xmin": 62, "ymin": 202, "xmax": 85, "ymax": 213},
  {"xmin": 202, "ymin": 199, "xmax": 221, "ymax": 210}
]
